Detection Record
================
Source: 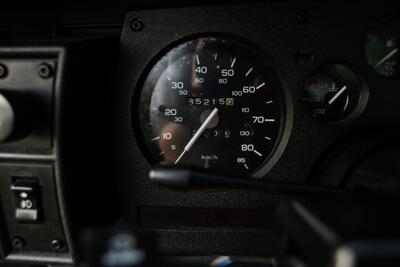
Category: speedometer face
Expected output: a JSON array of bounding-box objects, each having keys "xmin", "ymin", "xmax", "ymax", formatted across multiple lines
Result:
[{"xmin": 137, "ymin": 37, "xmax": 290, "ymax": 177}]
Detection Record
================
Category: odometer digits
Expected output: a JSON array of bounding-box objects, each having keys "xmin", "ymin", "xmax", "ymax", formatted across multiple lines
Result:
[{"xmin": 137, "ymin": 37, "xmax": 290, "ymax": 177}]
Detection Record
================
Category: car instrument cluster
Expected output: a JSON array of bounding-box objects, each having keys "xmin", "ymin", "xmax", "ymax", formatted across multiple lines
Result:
[
  {"xmin": 131, "ymin": 11, "xmax": 400, "ymax": 178},
  {"xmin": 112, "ymin": 4, "xmax": 400, "ymax": 255}
]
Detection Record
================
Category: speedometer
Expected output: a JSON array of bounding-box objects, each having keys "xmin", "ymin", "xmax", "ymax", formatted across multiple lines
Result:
[{"xmin": 136, "ymin": 36, "xmax": 292, "ymax": 177}]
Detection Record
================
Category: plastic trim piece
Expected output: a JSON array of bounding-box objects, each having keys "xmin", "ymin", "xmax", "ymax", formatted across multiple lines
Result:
[{"xmin": 0, "ymin": 46, "xmax": 74, "ymax": 264}]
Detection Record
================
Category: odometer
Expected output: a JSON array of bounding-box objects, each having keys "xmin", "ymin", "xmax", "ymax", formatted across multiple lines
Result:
[{"xmin": 137, "ymin": 37, "xmax": 291, "ymax": 177}]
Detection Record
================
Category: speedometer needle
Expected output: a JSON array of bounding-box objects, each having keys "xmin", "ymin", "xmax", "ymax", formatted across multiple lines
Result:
[{"xmin": 175, "ymin": 107, "xmax": 219, "ymax": 164}]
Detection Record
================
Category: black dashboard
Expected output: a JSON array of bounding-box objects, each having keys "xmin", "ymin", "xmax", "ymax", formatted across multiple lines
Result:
[{"xmin": 0, "ymin": 2, "xmax": 400, "ymax": 267}]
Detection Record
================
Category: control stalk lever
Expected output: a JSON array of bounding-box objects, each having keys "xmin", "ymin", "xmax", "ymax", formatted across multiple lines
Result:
[{"xmin": 149, "ymin": 166, "xmax": 352, "ymax": 196}]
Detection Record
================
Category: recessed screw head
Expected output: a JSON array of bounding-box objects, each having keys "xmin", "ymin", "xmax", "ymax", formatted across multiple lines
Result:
[
  {"xmin": 0, "ymin": 63, "xmax": 8, "ymax": 79},
  {"xmin": 131, "ymin": 19, "xmax": 144, "ymax": 32},
  {"xmin": 297, "ymin": 10, "xmax": 310, "ymax": 24},
  {"xmin": 38, "ymin": 63, "xmax": 53, "ymax": 79},
  {"xmin": 12, "ymin": 236, "xmax": 25, "ymax": 249},
  {"xmin": 51, "ymin": 239, "xmax": 64, "ymax": 251}
]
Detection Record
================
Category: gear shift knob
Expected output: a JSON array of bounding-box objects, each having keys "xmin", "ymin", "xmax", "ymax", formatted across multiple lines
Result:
[{"xmin": 0, "ymin": 93, "xmax": 14, "ymax": 143}]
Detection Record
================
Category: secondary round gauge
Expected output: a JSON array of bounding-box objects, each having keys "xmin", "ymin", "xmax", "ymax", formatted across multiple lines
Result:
[
  {"xmin": 136, "ymin": 36, "xmax": 291, "ymax": 177},
  {"xmin": 366, "ymin": 17, "xmax": 400, "ymax": 77},
  {"xmin": 302, "ymin": 64, "xmax": 369, "ymax": 123}
]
